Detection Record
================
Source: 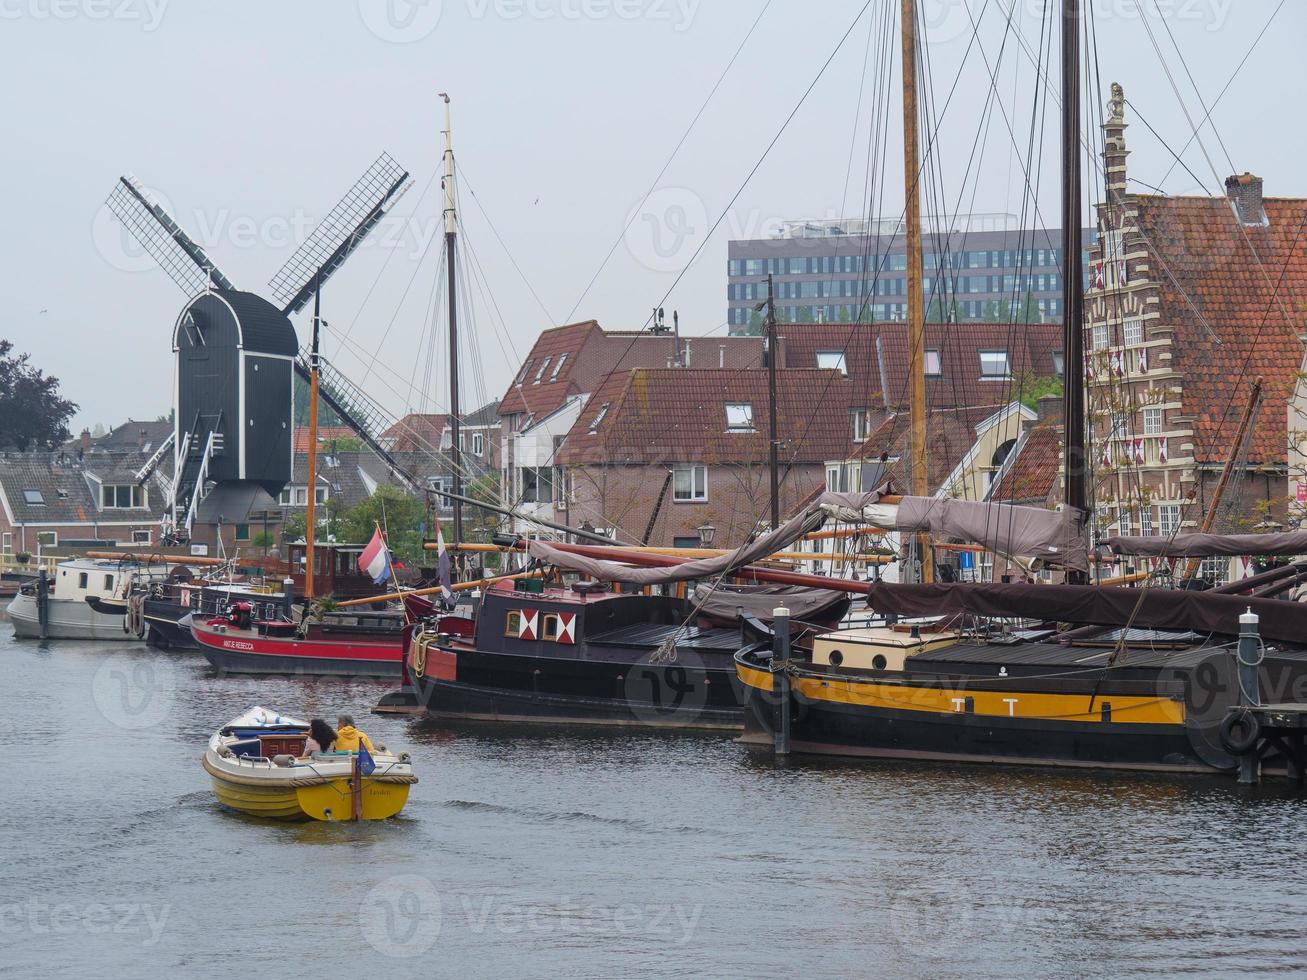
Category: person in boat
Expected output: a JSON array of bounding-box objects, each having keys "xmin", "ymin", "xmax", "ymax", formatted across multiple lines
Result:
[
  {"xmin": 302, "ymin": 718, "xmax": 336, "ymax": 756},
  {"xmin": 334, "ymin": 714, "xmax": 374, "ymax": 754}
]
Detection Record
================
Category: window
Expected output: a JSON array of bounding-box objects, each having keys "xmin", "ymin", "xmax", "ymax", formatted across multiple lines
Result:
[
  {"xmin": 1052, "ymin": 352, "xmax": 1065, "ymax": 378},
  {"xmin": 1092, "ymin": 323, "xmax": 1109, "ymax": 350},
  {"xmin": 533, "ymin": 357, "xmax": 552, "ymax": 383},
  {"xmin": 979, "ymin": 350, "xmax": 1010, "ymax": 379},
  {"xmin": 550, "ymin": 354, "xmax": 568, "ymax": 380},
  {"xmin": 1159, "ymin": 504, "xmax": 1181, "ymax": 537},
  {"xmin": 542, "ymin": 615, "xmax": 559, "ymax": 640},
  {"xmin": 101, "ymin": 484, "xmax": 145, "ymax": 509},
  {"xmin": 816, "ymin": 351, "xmax": 847, "ymax": 374},
  {"xmin": 22, "ymin": 489, "xmax": 44, "ymax": 505},
  {"xmin": 925, "ymin": 349, "xmax": 942, "ymax": 376},
  {"xmin": 77, "ymin": 572, "xmax": 88, "ymax": 589},
  {"xmin": 36, "ymin": 531, "xmax": 56, "ymax": 549},
  {"xmin": 673, "ymin": 464, "xmax": 707, "ymax": 502},
  {"xmin": 826, "ymin": 465, "xmax": 842, "ymax": 492},
  {"xmin": 235, "ymin": 524, "xmax": 250, "ymax": 541},
  {"xmin": 505, "ymin": 611, "xmax": 522, "ymax": 637},
  {"xmin": 315, "ymin": 486, "xmax": 329, "ymax": 505},
  {"xmin": 104, "ymin": 574, "xmax": 114, "ymax": 591},
  {"xmin": 472, "ymin": 432, "xmax": 484, "ymax": 456},
  {"xmin": 725, "ymin": 403, "xmax": 754, "ymax": 432},
  {"xmin": 588, "ymin": 403, "xmax": 610, "ymax": 432},
  {"xmin": 514, "ymin": 359, "xmax": 534, "ymax": 384},
  {"xmin": 850, "ymin": 409, "xmax": 871, "ymax": 442},
  {"xmin": 1123, "ymin": 318, "xmax": 1143, "ymax": 346},
  {"xmin": 1, "ymin": 532, "xmax": 10, "ymax": 554},
  {"xmin": 1140, "ymin": 506, "xmax": 1154, "ymax": 537},
  {"xmin": 1143, "ymin": 408, "xmax": 1163, "ymax": 436},
  {"xmin": 132, "ymin": 530, "xmax": 151, "ymax": 545}
]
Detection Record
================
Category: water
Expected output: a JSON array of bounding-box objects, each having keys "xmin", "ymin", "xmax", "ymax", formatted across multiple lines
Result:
[{"xmin": 3, "ymin": 626, "xmax": 1307, "ymax": 979}]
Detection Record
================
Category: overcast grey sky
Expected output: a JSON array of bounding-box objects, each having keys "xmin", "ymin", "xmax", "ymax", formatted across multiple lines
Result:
[{"xmin": 1, "ymin": 0, "xmax": 1302, "ymax": 431}]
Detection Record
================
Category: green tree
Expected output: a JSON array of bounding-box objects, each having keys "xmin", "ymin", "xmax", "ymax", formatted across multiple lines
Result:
[
  {"xmin": 795, "ymin": 306, "xmax": 815, "ymax": 324},
  {"xmin": 293, "ymin": 373, "xmax": 346, "ymax": 427},
  {"xmin": 337, "ymin": 485, "xmax": 427, "ymax": 564},
  {"xmin": 1015, "ymin": 374, "xmax": 1064, "ymax": 411},
  {"xmin": 1017, "ymin": 290, "xmax": 1040, "ymax": 324},
  {"xmin": 744, "ymin": 310, "xmax": 764, "ymax": 336},
  {"xmin": 982, "ymin": 300, "xmax": 1005, "ymax": 323},
  {"xmin": 0, "ymin": 341, "xmax": 77, "ymax": 450}
]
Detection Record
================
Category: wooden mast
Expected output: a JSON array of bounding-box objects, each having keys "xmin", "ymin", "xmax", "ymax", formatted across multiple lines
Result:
[
  {"xmin": 441, "ymin": 92, "xmax": 464, "ymax": 549},
  {"xmin": 1061, "ymin": 0, "xmax": 1088, "ymax": 584},
  {"xmin": 901, "ymin": 0, "xmax": 931, "ymax": 582},
  {"xmin": 304, "ymin": 274, "xmax": 321, "ymax": 599}
]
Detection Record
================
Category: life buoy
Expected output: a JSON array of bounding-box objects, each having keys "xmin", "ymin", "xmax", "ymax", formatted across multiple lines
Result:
[{"xmin": 1219, "ymin": 706, "xmax": 1261, "ymax": 756}]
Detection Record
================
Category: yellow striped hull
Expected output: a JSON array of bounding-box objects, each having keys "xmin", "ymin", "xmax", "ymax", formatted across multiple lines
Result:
[{"xmin": 207, "ymin": 772, "xmax": 412, "ymax": 822}]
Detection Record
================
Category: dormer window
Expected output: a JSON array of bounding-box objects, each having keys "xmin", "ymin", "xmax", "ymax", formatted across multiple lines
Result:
[
  {"xmin": 979, "ymin": 350, "xmax": 1011, "ymax": 379},
  {"xmin": 816, "ymin": 351, "xmax": 847, "ymax": 375},
  {"xmin": 533, "ymin": 357, "xmax": 552, "ymax": 383},
  {"xmin": 725, "ymin": 403, "xmax": 754, "ymax": 432},
  {"xmin": 101, "ymin": 485, "xmax": 145, "ymax": 509},
  {"xmin": 550, "ymin": 354, "xmax": 568, "ymax": 380}
]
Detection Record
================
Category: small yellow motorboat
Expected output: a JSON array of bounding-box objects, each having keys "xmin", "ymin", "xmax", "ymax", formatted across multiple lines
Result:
[{"xmin": 202, "ymin": 707, "xmax": 417, "ymax": 821}]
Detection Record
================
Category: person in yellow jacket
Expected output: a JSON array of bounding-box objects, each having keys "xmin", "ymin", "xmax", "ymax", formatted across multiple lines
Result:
[{"xmin": 333, "ymin": 713, "xmax": 375, "ymax": 753}]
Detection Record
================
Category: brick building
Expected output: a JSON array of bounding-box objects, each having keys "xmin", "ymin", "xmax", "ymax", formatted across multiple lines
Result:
[{"xmin": 1086, "ymin": 84, "xmax": 1307, "ymax": 555}]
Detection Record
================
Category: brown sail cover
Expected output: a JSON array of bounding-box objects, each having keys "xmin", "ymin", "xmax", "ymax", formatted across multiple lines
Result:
[
  {"xmin": 1107, "ymin": 531, "xmax": 1307, "ymax": 559},
  {"xmin": 863, "ymin": 581, "xmax": 1307, "ymax": 643},
  {"xmin": 524, "ymin": 509, "xmax": 829, "ymax": 585},
  {"xmin": 691, "ymin": 583, "xmax": 849, "ymax": 622}
]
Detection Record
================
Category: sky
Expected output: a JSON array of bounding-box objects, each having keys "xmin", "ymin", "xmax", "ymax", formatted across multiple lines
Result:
[{"xmin": 1, "ymin": 0, "xmax": 1303, "ymax": 433}]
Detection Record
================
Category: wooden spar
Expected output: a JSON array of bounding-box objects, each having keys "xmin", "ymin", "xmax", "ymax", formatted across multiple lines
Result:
[
  {"xmin": 441, "ymin": 93, "xmax": 464, "ymax": 546},
  {"xmin": 432, "ymin": 542, "xmax": 895, "ymax": 563},
  {"xmin": 1098, "ymin": 571, "xmax": 1150, "ymax": 587},
  {"xmin": 334, "ymin": 568, "xmax": 547, "ymax": 608},
  {"xmin": 801, "ymin": 526, "xmax": 889, "ymax": 540},
  {"xmin": 305, "ymin": 275, "xmax": 322, "ymax": 599},
  {"xmin": 1181, "ymin": 378, "xmax": 1263, "ymax": 581},
  {"xmin": 83, "ymin": 551, "xmax": 228, "ymax": 566},
  {"xmin": 901, "ymin": 0, "xmax": 931, "ymax": 584}
]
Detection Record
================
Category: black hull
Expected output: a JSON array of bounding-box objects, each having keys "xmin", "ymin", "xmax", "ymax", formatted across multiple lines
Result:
[{"xmin": 143, "ymin": 600, "xmax": 198, "ymax": 650}]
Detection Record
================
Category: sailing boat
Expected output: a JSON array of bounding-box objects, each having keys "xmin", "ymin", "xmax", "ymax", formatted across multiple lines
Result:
[{"xmin": 731, "ymin": 0, "xmax": 1307, "ymax": 774}]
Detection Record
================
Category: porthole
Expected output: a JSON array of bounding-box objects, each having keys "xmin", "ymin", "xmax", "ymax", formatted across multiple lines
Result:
[
  {"xmin": 872, "ymin": 654, "xmax": 888, "ymax": 671},
  {"xmin": 828, "ymin": 650, "xmax": 843, "ymax": 667}
]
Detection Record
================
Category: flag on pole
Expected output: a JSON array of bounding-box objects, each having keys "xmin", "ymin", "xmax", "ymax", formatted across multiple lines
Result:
[
  {"xmin": 433, "ymin": 514, "xmax": 454, "ymax": 603},
  {"xmin": 357, "ymin": 741, "xmax": 376, "ymax": 776},
  {"xmin": 358, "ymin": 527, "xmax": 392, "ymax": 584}
]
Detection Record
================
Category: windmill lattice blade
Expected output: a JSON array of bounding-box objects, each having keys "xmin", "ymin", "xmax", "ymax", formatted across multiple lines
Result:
[
  {"xmin": 105, "ymin": 176, "xmax": 235, "ymax": 296},
  {"xmin": 269, "ymin": 152, "xmax": 411, "ymax": 316}
]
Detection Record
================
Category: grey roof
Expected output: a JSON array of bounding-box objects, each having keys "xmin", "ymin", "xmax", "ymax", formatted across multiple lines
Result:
[
  {"xmin": 215, "ymin": 290, "xmax": 299, "ymax": 356},
  {"xmin": 92, "ymin": 419, "xmax": 172, "ymax": 454},
  {"xmin": 194, "ymin": 483, "xmax": 280, "ymax": 526},
  {"xmin": 287, "ymin": 447, "xmax": 490, "ymax": 512},
  {"xmin": 463, "ymin": 400, "xmax": 501, "ymax": 427},
  {"xmin": 0, "ymin": 450, "xmax": 167, "ymax": 525}
]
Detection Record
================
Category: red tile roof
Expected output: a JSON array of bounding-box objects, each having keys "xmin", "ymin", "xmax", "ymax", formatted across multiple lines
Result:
[
  {"xmin": 293, "ymin": 426, "xmax": 356, "ymax": 453},
  {"xmin": 559, "ymin": 368, "xmax": 855, "ymax": 466},
  {"xmin": 1130, "ymin": 194, "xmax": 1307, "ymax": 464},
  {"xmin": 856, "ymin": 404, "xmax": 1013, "ymax": 493},
  {"xmin": 989, "ymin": 423, "xmax": 1062, "ymax": 504}
]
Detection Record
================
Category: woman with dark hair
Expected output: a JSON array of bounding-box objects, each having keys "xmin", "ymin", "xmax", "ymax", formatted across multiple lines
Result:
[{"xmin": 302, "ymin": 718, "xmax": 336, "ymax": 756}]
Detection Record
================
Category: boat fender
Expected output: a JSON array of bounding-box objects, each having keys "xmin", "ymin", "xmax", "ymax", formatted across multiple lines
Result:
[
  {"xmin": 374, "ymin": 743, "xmax": 387, "ymax": 753},
  {"xmin": 399, "ymin": 752, "xmax": 411, "ymax": 764},
  {"xmin": 1219, "ymin": 707, "xmax": 1261, "ymax": 756},
  {"xmin": 272, "ymin": 754, "xmax": 296, "ymax": 767}
]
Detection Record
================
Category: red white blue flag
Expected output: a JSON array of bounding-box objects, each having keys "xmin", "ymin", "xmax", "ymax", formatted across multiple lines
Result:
[{"xmin": 358, "ymin": 527, "xmax": 391, "ymax": 584}]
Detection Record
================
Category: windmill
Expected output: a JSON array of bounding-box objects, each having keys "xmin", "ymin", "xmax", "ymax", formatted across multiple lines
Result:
[{"xmin": 106, "ymin": 154, "xmax": 413, "ymax": 543}]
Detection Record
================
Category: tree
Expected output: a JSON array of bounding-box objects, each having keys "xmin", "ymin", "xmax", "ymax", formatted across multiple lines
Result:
[
  {"xmin": 293, "ymin": 373, "xmax": 346, "ymax": 427},
  {"xmin": 744, "ymin": 310, "xmax": 764, "ymax": 336},
  {"xmin": 337, "ymin": 485, "xmax": 428, "ymax": 564},
  {"xmin": 0, "ymin": 341, "xmax": 77, "ymax": 451},
  {"xmin": 1017, "ymin": 290, "xmax": 1040, "ymax": 324},
  {"xmin": 1016, "ymin": 374, "xmax": 1064, "ymax": 411},
  {"xmin": 982, "ymin": 300, "xmax": 1005, "ymax": 323},
  {"xmin": 795, "ymin": 306, "xmax": 815, "ymax": 324}
]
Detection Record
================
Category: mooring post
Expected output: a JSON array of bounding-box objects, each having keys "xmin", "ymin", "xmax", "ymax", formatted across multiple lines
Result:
[
  {"xmin": 36, "ymin": 568, "xmax": 49, "ymax": 640},
  {"xmin": 1237, "ymin": 607, "xmax": 1262, "ymax": 786},
  {"xmin": 772, "ymin": 605, "xmax": 791, "ymax": 756},
  {"xmin": 282, "ymin": 576, "xmax": 295, "ymax": 621}
]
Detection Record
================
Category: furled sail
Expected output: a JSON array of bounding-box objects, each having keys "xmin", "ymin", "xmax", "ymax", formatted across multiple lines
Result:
[{"xmin": 1107, "ymin": 530, "xmax": 1307, "ymax": 559}]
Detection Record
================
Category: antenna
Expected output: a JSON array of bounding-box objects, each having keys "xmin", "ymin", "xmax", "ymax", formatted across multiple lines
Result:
[
  {"xmin": 268, "ymin": 152, "xmax": 412, "ymax": 316},
  {"xmin": 105, "ymin": 176, "xmax": 236, "ymax": 296}
]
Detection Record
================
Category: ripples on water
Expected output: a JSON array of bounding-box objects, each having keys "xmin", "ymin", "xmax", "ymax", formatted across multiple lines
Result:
[{"xmin": 1, "ymin": 628, "xmax": 1305, "ymax": 979}]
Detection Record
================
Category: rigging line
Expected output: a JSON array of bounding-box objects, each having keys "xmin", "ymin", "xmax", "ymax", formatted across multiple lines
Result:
[
  {"xmin": 1152, "ymin": 0, "xmax": 1236, "ymax": 178},
  {"xmin": 1157, "ymin": 0, "xmax": 1285, "ymax": 187},
  {"xmin": 563, "ymin": 0, "xmax": 774, "ymax": 323},
  {"xmin": 453, "ymin": 161, "xmax": 557, "ymax": 326},
  {"xmin": 1122, "ymin": 98, "xmax": 1207, "ymax": 196},
  {"xmin": 1131, "ymin": 1, "xmax": 1294, "ymax": 328}
]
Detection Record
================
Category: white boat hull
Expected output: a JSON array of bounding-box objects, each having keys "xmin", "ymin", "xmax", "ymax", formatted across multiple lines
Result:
[{"xmin": 7, "ymin": 592, "xmax": 135, "ymax": 641}]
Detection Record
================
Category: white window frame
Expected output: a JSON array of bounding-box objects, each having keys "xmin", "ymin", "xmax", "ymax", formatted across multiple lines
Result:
[
  {"xmin": 1092, "ymin": 323, "xmax": 1109, "ymax": 351},
  {"xmin": 924, "ymin": 349, "xmax": 942, "ymax": 376},
  {"xmin": 672, "ymin": 464, "xmax": 708, "ymax": 502},
  {"xmin": 132, "ymin": 529, "xmax": 152, "ymax": 544},
  {"xmin": 725, "ymin": 403, "xmax": 754, "ymax": 432},
  {"xmin": 549, "ymin": 354, "xmax": 568, "ymax": 380},
  {"xmin": 1140, "ymin": 506, "xmax": 1154, "ymax": 537},
  {"xmin": 1123, "ymin": 317, "xmax": 1143, "ymax": 346},
  {"xmin": 101, "ymin": 484, "xmax": 145, "ymax": 509},
  {"xmin": 1143, "ymin": 407, "xmax": 1163, "ymax": 436},
  {"xmin": 472, "ymin": 432, "xmax": 484, "ymax": 456},
  {"xmin": 36, "ymin": 531, "xmax": 57, "ymax": 549},
  {"xmin": 314, "ymin": 485, "xmax": 329, "ymax": 505},
  {"xmin": 816, "ymin": 351, "xmax": 847, "ymax": 375},
  {"xmin": 850, "ymin": 409, "xmax": 871, "ymax": 442},
  {"xmin": 514, "ymin": 359, "xmax": 534, "ymax": 385},
  {"xmin": 979, "ymin": 350, "xmax": 1011, "ymax": 379},
  {"xmin": 1158, "ymin": 504, "xmax": 1181, "ymax": 538},
  {"xmin": 533, "ymin": 357, "xmax": 552, "ymax": 383},
  {"xmin": 0, "ymin": 532, "xmax": 9, "ymax": 554},
  {"xmin": 588, "ymin": 403, "xmax": 610, "ymax": 432}
]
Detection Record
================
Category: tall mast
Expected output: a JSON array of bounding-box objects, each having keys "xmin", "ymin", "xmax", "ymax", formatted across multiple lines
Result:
[
  {"xmin": 440, "ymin": 92, "xmax": 464, "ymax": 547},
  {"xmin": 1060, "ymin": 0, "xmax": 1087, "ymax": 583},
  {"xmin": 305, "ymin": 273, "xmax": 321, "ymax": 599},
  {"xmin": 765, "ymin": 273, "xmax": 780, "ymax": 530},
  {"xmin": 901, "ymin": 0, "xmax": 931, "ymax": 583}
]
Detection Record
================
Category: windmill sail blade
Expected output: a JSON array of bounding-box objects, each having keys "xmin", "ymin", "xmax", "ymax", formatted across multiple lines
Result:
[
  {"xmin": 105, "ymin": 176, "xmax": 235, "ymax": 296},
  {"xmin": 269, "ymin": 152, "xmax": 412, "ymax": 316}
]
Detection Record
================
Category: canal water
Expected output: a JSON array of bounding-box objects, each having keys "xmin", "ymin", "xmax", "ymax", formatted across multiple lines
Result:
[{"xmin": 3, "ymin": 626, "xmax": 1307, "ymax": 979}]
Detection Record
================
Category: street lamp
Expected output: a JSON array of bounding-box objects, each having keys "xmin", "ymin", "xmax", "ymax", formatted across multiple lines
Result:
[{"xmin": 697, "ymin": 523, "xmax": 716, "ymax": 548}]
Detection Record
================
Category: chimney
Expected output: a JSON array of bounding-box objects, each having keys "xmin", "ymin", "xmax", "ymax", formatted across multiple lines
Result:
[
  {"xmin": 1102, "ymin": 82, "xmax": 1130, "ymax": 205},
  {"xmin": 1225, "ymin": 172, "xmax": 1267, "ymax": 227},
  {"xmin": 80, "ymin": 429, "xmax": 91, "ymax": 452},
  {"xmin": 1036, "ymin": 393, "xmax": 1063, "ymax": 424}
]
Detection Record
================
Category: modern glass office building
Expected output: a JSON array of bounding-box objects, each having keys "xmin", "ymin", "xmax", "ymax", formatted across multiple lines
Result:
[{"xmin": 726, "ymin": 216, "xmax": 1095, "ymax": 332}]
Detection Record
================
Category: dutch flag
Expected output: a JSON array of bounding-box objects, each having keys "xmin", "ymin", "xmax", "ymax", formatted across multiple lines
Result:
[{"xmin": 358, "ymin": 527, "xmax": 392, "ymax": 584}]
